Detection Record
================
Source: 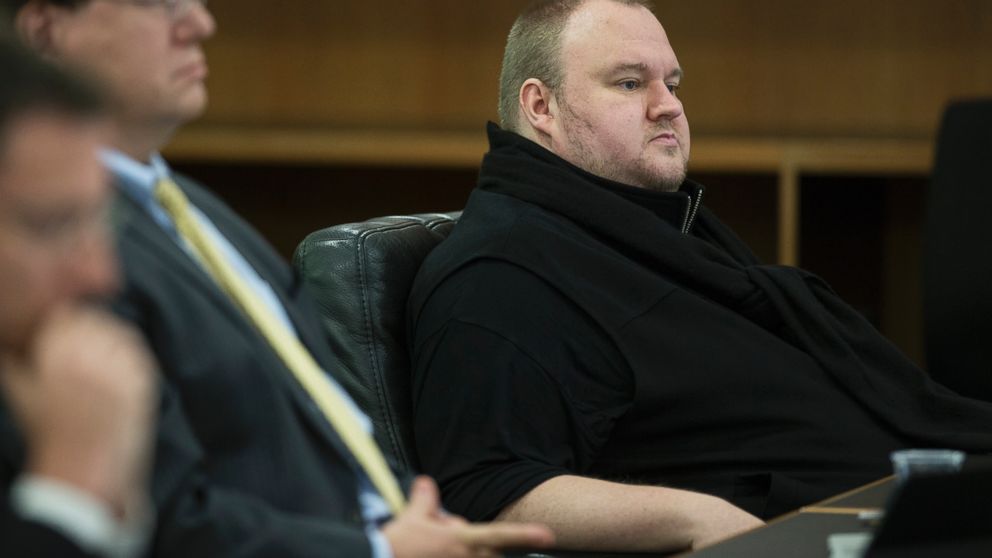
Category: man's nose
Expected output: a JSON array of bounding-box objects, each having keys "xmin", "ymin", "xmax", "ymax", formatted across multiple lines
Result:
[
  {"xmin": 175, "ymin": 0, "xmax": 217, "ymax": 43},
  {"xmin": 647, "ymin": 82, "xmax": 684, "ymax": 122}
]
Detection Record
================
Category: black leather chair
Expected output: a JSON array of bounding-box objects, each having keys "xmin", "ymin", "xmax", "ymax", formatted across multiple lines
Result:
[
  {"xmin": 923, "ymin": 99, "xmax": 992, "ymax": 402},
  {"xmin": 293, "ymin": 213, "xmax": 459, "ymax": 474}
]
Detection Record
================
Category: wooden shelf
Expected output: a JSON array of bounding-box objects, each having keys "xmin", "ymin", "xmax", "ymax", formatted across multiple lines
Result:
[
  {"xmin": 164, "ymin": 125, "xmax": 933, "ymax": 268},
  {"xmin": 159, "ymin": 0, "xmax": 972, "ymax": 368},
  {"xmin": 166, "ymin": 125, "xmax": 933, "ymax": 174},
  {"xmin": 168, "ymin": 129, "xmax": 933, "ymax": 363},
  {"xmin": 689, "ymin": 137, "xmax": 933, "ymax": 175},
  {"xmin": 164, "ymin": 127, "xmax": 489, "ymax": 167},
  {"xmin": 689, "ymin": 137, "xmax": 933, "ymax": 266}
]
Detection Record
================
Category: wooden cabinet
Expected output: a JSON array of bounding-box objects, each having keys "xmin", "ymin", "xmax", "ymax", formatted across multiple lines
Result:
[{"xmin": 165, "ymin": 0, "xmax": 992, "ymax": 364}]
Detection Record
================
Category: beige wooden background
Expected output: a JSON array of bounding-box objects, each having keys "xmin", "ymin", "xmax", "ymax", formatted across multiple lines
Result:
[
  {"xmin": 166, "ymin": 0, "xmax": 992, "ymax": 365},
  {"xmin": 174, "ymin": 0, "xmax": 992, "ymax": 144}
]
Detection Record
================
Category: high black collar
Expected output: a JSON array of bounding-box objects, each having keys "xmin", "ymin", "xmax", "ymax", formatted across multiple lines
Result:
[
  {"xmin": 470, "ymin": 125, "xmax": 992, "ymax": 454},
  {"xmin": 481, "ymin": 122, "xmax": 703, "ymax": 234}
]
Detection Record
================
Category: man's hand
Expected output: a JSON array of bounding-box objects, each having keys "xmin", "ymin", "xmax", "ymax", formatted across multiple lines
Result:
[
  {"xmin": 382, "ymin": 476, "xmax": 554, "ymax": 558},
  {"xmin": 1, "ymin": 305, "xmax": 157, "ymax": 516}
]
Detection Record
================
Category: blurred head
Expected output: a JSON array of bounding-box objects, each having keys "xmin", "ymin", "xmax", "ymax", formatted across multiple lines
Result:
[
  {"xmin": 500, "ymin": 0, "xmax": 689, "ymax": 191},
  {"xmin": 0, "ymin": 40, "xmax": 116, "ymax": 353},
  {"xmin": 7, "ymin": 0, "xmax": 215, "ymax": 156}
]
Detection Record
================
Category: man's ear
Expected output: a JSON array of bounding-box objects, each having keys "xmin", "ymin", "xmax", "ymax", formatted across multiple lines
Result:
[
  {"xmin": 15, "ymin": 1, "xmax": 62, "ymax": 54},
  {"xmin": 519, "ymin": 78, "xmax": 559, "ymax": 142}
]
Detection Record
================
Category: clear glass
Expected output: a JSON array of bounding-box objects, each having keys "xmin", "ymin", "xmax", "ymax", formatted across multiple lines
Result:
[{"xmin": 890, "ymin": 449, "xmax": 965, "ymax": 482}]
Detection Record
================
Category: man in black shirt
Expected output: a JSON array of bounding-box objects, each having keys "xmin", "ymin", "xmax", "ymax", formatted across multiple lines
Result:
[{"xmin": 408, "ymin": 0, "xmax": 992, "ymax": 553}]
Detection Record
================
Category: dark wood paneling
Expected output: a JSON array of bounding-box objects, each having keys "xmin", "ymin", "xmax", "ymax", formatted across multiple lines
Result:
[{"xmin": 194, "ymin": 0, "xmax": 992, "ymax": 139}]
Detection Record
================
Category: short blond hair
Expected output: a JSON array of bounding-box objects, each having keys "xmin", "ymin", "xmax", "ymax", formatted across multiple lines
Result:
[{"xmin": 497, "ymin": 0, "xmax": 655, "ymax": 131}]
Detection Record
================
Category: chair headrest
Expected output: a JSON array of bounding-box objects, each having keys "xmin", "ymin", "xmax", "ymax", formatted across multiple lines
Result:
[{"xmin": 294, "ymin": 213, "xmax": 459, "ymax": 473}]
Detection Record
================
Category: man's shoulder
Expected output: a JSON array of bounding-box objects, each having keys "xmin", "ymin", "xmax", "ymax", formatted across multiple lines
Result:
[
  {"xmin": 417, "ymin": 189, "xmax": 605, "ymax": 285},
  {"xmin": 410, "ymin": 188, "xmax": 674, "ymax": 338},
  {"xmin": 409, "ymin": 190, "xmax": 579, "ymax": 313}
]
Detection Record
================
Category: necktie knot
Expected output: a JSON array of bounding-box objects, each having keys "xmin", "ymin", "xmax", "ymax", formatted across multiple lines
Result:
[{"xmin": 155, "ymin": 177, "xmax": 189, "ymax": 217}]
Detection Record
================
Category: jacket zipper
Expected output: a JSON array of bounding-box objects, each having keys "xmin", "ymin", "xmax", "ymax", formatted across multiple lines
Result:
[{"xmin": 682, "ymin": 189, "xmax": 703, "ymax": 234}]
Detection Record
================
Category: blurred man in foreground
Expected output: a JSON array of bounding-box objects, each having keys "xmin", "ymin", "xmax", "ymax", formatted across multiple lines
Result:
[
  {"xmin": 5, "ymin": 0, "xmax": 553, "ymax": 555},
  {"xmin": 0, "ymin": 39, "xmax": 158, "ymax": 557}
]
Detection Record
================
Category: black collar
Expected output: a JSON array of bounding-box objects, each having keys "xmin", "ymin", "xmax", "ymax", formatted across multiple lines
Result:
[{"xmin": 482, "ymin": 122, "xmax": 703, "ymax": 234}]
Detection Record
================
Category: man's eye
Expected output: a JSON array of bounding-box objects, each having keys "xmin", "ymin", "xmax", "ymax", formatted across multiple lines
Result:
[
  {"xmin": 667, "ymin": 83, "xmax": 681, "ymax": 96},
  {"xmin": 21, "ymin": 215, "xmax": 75, "ymax": 240},
  {"xmin": 618, "ymin": 80, "xmax": 640, "ymax": 91}
]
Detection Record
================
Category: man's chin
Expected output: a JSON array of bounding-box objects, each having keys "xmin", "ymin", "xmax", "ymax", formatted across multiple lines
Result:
[
  {"xmin": 174, "ymin": 86, "xmax": 209, "ymax": 122},
  {"xmin": 640, "ymin": 167, "xmax": 687, "ymax": 192}
]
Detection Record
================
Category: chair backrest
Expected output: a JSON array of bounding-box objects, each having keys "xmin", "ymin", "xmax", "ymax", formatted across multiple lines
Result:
[
  {"xmin": 923, "ymin": 99, "xmax": 992, "ymax": 402},
  {"xmin": 293, "ymin": 213, "xmax": 459, "ymax": 474}
]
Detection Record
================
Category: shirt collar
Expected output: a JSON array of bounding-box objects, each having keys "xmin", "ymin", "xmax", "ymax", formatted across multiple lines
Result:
[
  {"xmin": 102, "ymin": 149, "xmax": 178, "ymax": 234},
  {"xmin": 101, "ymin": 149, "xmax": 171, "ymax": 198}
]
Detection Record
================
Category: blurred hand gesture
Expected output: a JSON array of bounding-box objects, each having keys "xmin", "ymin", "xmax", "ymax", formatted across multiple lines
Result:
[
  {"xmin": 1, "ymin": 305, "xmax": 157, "ymax": 515},
  {"xmin": 383, "ymin": 476, "xmax": 555, "ymax": 558}
]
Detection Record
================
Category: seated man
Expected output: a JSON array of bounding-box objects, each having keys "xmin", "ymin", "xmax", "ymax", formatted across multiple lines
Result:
[
  {"xmin": 408, "ymin": 0, "xmax": 992, "ymax": 553},
  {"xmin": 0, "ymin": 39, "xmax": 158, "ymax": 557},
  {"xmin": 5, "ymin": 1, "xmax": 553, "ymax": 556}
]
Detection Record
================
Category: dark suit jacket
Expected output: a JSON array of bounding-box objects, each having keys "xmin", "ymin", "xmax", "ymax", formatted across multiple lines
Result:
[
  {"xmin": 0, "ymin": 423, "xmax": 95, "ymax": 558},
  {"xmin": 110, "ymin": 175, "xmax": 378, "ymax": 556},
  {"xmin": 1, "ymin": 500, "xmax": 95, "ymax": 558}
]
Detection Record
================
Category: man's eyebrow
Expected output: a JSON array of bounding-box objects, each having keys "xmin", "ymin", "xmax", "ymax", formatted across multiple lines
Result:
[
  {"xmin": 609, "ymin": 62, "xmax": 649, "ymax": 74},
  {"xmin": 607, "ymin": 63, "xmax": 684, "ymax": 81}
]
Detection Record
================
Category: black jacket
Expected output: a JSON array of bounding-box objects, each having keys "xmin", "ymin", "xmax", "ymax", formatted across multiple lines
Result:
[
  {"xmin": 409, "ymin": 125, "xmax": 992, "ymax": 520},
  {"xmin": 0, "ymin": 426, "xmax": 97, "ymax": 558},
  {"xmin": 0, "ymin": 502, "xmax": 96, "ymax": 558}
]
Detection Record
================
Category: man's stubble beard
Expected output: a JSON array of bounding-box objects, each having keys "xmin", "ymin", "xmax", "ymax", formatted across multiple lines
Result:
[{"xmin": 557, "ymin": 96, "xmax": 688, "ymax": 192}]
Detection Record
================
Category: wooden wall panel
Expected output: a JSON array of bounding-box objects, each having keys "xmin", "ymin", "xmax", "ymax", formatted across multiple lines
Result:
[
  {"xmin": 662, "ymin": 0, "xmax": 992, "ymax": 137},
  {"xmin": 200, "ymin": 1, "xmax": 527, "ymax": 128},
  {"xmin": 192, "ymin": 0, "xmax": 992, "ymax": 140}
]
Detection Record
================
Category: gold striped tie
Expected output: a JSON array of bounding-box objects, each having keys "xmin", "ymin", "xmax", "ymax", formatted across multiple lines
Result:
[{"xmin": 154, "ymin": 177, "xmax": 406, "ymax": 514}]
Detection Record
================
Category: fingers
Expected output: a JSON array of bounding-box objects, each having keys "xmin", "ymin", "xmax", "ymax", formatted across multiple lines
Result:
[
  {"xmin": 34, "ymin": 305, "xmax": 156, "ymax": 397},
  {"xmin": 457, "ymin": 521, "xmax": 555, "ymax": 550},
  {"xmin": 390, "ymin": 476, "xmax": 554, "ymax": 557},
  {"xmin": 406, "ymin": 475, "xmax": 442, "ymax": 517}
]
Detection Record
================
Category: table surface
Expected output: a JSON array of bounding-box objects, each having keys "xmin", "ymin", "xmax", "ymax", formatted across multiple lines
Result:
[
  {"xmin": 507, "ymin": 456, "xmax": 992, "ymax": 558},
  {"xmin": 682, "ymin": 476, "xmax": 892, "ymax": 558},
  {"xmin": 507, "ymin": 476, "xmax": 895, "ymax": 558}
]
